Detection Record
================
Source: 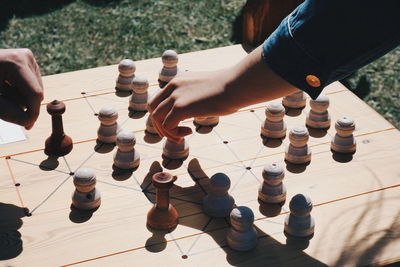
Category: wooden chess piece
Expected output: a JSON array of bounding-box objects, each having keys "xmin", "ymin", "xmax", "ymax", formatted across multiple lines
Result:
[
  {"xmin": 145, "ymin": 116, "xmax": 159, "ymax": 136},
  {"xmin": 129, "ymin": 76, "xmax": 149, "ymax": 112},
  {"xmin": 227, "ymin": 206, "xmax": 257, "ymax": 251},
  {"xmin": 285, "ymin": 126, "xmax": 311, "ymax": 164},
  {"xmin": 72, "ymin": 168, "xmax": 101, "ymax": 210},
  {"xmin": 158, "ymin": 50, "xmax": 178, "ymax": 88},
  {"xmin": 284, "ymin": 194, "xmax": 314, "ymax": 239},
  {"xmin": 258, "ymin": 162, "xmax": 286, "ymax": 204},
  {"xmin": 203, "ymin": 173, "xmax": 235, "ymax": 218},
  {"xmin": 147, "ymin": 172, "xmax": 179, "ymax": 231},
  {"xmin": 194, "ymin": 116, "xmax": 219, "ymax": 127},
  {"xmin": 306, "ymin": 94, "xmax": 331, "ymax": 129},
  {"xmin": 116, "ymin": 59, "xmax": 136, "ymax": 92},
  {"xmin": 261, "ymin": 102, "xmax": 286, "ymax": 139},
  {"xmin": 113, "ymin": 131, "xmax": 140, "ymax": 169},
  {"xmin": 331, "ymin": 116, "xmax": 356, "ymax": 154},
  {"xmin": 282, "ymin": 90, "xmax": 306, "ymax": 109},
  {"xmin": 162, "ymin": 138, "xmax": 189, "ymax": 160},
  {"xmin": 97, "ymin": 106, "xmax": 120, "ymax": 144},
  {"xmin": 44, "ymin": 100, "xmax": 73, "ymax": 157}
]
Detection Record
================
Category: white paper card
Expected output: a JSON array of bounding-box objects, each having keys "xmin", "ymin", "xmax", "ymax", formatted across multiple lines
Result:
[{"xmin": 0, "ymin": 119, "xmax": 27, "ymax": 144}]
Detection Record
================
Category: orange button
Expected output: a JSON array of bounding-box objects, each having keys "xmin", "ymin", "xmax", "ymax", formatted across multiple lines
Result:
[{"xmin": 306, "ymin": 75, "xmax": 321, "ymax": 87}]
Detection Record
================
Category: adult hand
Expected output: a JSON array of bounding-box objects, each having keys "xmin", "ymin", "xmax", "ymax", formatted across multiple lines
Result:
[
  {"xmin": 0, "ymin": 48, "xmax": 44, "ymax": 130},
  {"xmin": 148, "ymin": 46, "xmax": 297, "ymax": 142}
]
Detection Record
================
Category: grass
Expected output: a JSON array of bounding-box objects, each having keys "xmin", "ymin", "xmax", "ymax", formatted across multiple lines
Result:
[{"xmin": 0, "ymin": 0, "xmax": 398, "ymax": 128}]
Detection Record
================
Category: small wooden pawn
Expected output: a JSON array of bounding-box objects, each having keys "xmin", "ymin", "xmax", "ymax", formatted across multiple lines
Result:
[
  {"xmin": 97, "ymin": 106, "xmax": 120, "ymax": 144},
  {"xmin": 331, "ymin": 116, "xmax": 356, "ymax": 154},
  {"xmin": 158, "ymin": 50, "xmax": 178, "ymax": 88},
  {"xmin": 227, "ymin": 206, "xmax": 257, "ymax": 251},
  {"xmin": 282, "ymin": 90, "xmax": 306, "ymax": 109},
  {"xmin": 306, "ymin": 94, "xmax": 331, "ymax": 129},
  {"xmin": 284, "ymin": 194, "xmax": 315, "ymax": 238},
  {"xmin": 116, "ymin": 59, "xmax": 136, "ymax": 92},
  {"xmin": 72, "ymin": 168, "xmax": 101, "ymax": 210},
  {"xmin": 162, "ymin": 138, "xmax": 189, "ymax": 160},
  {"xmin": 261, "ymin": 102, "xmax": 286, "ymax": 139},
  {"xmin": 145, "ymin": 116, "xmax": 159, "ymax": 136},
  {"xmin": 258, "ymin": 163, "xmax": 286, "ymax": 204},
  {"xmin": 194, "ymin": 116, "xmax": 219, "ymax": 127},
  {"xmin": 129, "ymin": 76, "xmax": 149, "ymax": 112},
  {"xmin": 203, "ymin": 173, "xmax": 235, "ymax": 218},
  {"xmin": 285, "ymin": 126, "xmax": 311, "ymax": 164},
  {"xmin": 113, "ymin": 131, "xmax": 140, "ymax": 169}
]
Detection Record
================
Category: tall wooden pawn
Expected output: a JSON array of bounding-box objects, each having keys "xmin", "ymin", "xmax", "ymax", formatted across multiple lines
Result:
[
  {"xmin": 158, "ymin": 50, "xmax": 178, "ymax": 88},
  {"xmin": 147, "ymin": 172, "xmax": 179, "ymax": 231},
  {"xmin": 282, "ymin": 90, "xmax": 306, "ymax": 109},
  {"xmin": 145, "ymin": 116, "xmax": 159, "ymax": 136},
  {"xmin": 162, "ymin": 138, "xmax": 189, "ymax": 160},
  {"xmin": 284, "ymin": 194, "xmax": 315, "ymax": 238},
  {"xmin": 115, "ymin": 59, "xmax": 136, "ymax": 92},
  {"xmin": 306, "ymin": 94, "xmax": 331, "ymax": 129},
  {"xmin": 261, "ymin": 102, "xmax": 286, "ymax": 139},
  {"xmin": 97, "ymin": 106, "xmax": 120, "ymax": 144},
  {"xmin": 44, "ymin": 100, "xmax": 73, "ymax": 157},
  {"xmin": 129, "ymin": 76, "xmax": 149, "ymax": 112},
  {"xmin": 72, "ymin": 168, "xmax": 101, "ymax": 210},
  {"xmin": 285, "ymin": 126, "xmax": 311, "ymax": 164},
  {"xmin": 194, "ymin": 116, "xmax": 219, "ymax": 127},
  {"xmin": 113, "ymin": 131, "xmax": 140, "ymax": 169},
  {"xmin": 227, "ymin": 206, "xmax": 257, "ymax": 251},
  {"xmin": 258, "ymin": 163, "xmax": 286, "ymax": 204},
  {"xmin": 331, "ymin": 116, "xmax": 356, "ymax": 154},
  {"xmin": 203, "ymin": 173, "xmax": 235, "ymax": 218}
]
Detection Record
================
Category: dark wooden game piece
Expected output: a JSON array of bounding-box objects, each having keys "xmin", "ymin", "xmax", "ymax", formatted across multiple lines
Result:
[
  {"xmin": 284, "ymin": 194, "xmax": 315, "ymax": 239},
  {"xmin": 44, "ymin": 100, "xmax": 73, "ymax": 157},
  {"xmin": 147, "ymin": 172, "xmax": 179, "ymax": 231},
  {"xmin": 227, "ymin": 206, "xmax": 257, "ymax": 251},
  {"xmin": 203, "ymin": 173, "xmax": 235, "ymax": 218}
]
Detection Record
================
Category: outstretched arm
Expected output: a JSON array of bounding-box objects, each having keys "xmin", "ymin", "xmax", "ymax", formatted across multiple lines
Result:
[{"xmin": 148, "ymin": 46, "xmax": 298, "ymax": 142}]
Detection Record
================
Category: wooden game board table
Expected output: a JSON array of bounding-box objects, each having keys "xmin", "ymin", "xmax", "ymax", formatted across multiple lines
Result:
[{"xmin": 1, "ymin": 45, "xmax": 399, "ymax": 266}]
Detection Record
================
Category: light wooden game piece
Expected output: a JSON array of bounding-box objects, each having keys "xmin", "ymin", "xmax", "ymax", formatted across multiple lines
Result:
[
  {"xmin": 72, "ymin": 168, "xmax": 101, "ymax": 210},
  {"xmin": 147, "ymin": 172, "xmax": 179, "ymax": 231},
  {"xmin": 145, "ymin": 115, "xmax": 159, "ymax": 135},
  {"xmin": 284, "ymin": 194, "xmax": 315, "ymax": 238},
  {"xmin": 285, "ymin": 126, "xmax": 311, "ymax": 164},
  {"xmin": 115, "ymin": 59, "xmax": 136, "ymax": 92},
  {"xmin": 282, "ymin": 90, "xmax": 306, "ymax": 109},
  {"xmin": 194, "ymin": 116, "xmax": 219, "ymax": 127},
  {"xmin": 261, "ymin": 102, "xmax": 286, "ymax": 139},
  {"xmin": 97, "ymin": 106, "xmax": 120, "ymax": 144},
  {"xmin": 306, "ymin": 94, "xmax": 331, "ymax": 129},
  {"xmin": 162, "ymin": 138, "xmax": 189, "ymax": 160},
  {"xmin": 158, "ymin": 50, "xmax": 178, "ymax": 88},
  {"xmin": 331, "ymin": 116, "xmax": 356, "ymax": 154},
  {"xmin": 203, "ymin": 173, "xmax": 235, "ymax": 218},
  {"xmin": 227, "ymin": 206, "xmax": 257, "ymax": 251},
  {"xmin": 113, "ymin": 131, "xmax": 140, "ymax": 169},
  {"xmin": 44, "ymin": 100, "xmax": 73, "ymax": 157},
  {"xmin": 129, "ymin": 76, "xmax": 149, "ymax": 112},
  {"xmin": 258, "ymin": 163, "xmax": 286, "ymax": 204}
]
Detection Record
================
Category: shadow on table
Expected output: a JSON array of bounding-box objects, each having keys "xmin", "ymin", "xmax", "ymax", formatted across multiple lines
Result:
[
  {"xmin": 0, "ymin": 0, "xmax": 121, "ymax": 31},
  {"xmin": 138, "ymin": 159, "xmax": 327, "ymax": 266},
  {"xmin": 0, "ymin": 203, "xmax": 28, "ymax": 260}
]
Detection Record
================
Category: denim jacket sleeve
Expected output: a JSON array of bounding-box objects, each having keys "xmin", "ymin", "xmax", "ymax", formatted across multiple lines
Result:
[{"xmin": 262, "ymin": 0, "xmax": 400, "ymax": 99}]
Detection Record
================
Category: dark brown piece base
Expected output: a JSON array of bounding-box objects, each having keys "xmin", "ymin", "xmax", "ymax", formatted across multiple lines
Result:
[
  {"xmin": 44, "ymin": 135, "xmax": 73, "ymax": 157},
  {"xmin": 147, "ymin": 204, "xmax": 178, "ymax": 231}
]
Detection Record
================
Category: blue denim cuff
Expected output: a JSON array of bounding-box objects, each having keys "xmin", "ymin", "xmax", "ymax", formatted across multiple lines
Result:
[{"xmin": 262, "ymin": 16, "xmax": 325, "ymax": 99}]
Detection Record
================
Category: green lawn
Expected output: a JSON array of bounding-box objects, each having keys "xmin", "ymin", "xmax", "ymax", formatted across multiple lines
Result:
[{"xmin": 0, "ymin": 0, "xmax": 398, "ymax": 128}]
